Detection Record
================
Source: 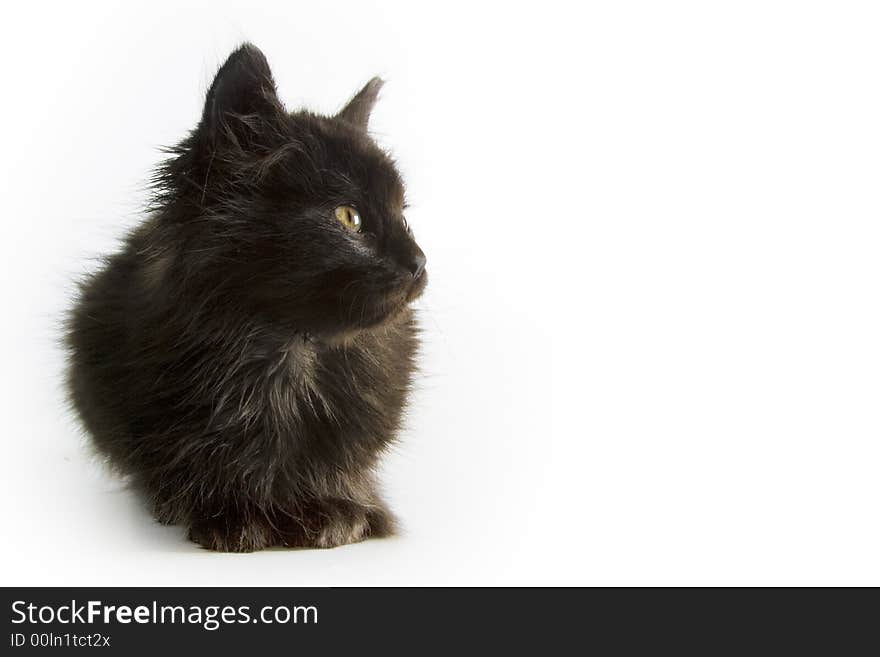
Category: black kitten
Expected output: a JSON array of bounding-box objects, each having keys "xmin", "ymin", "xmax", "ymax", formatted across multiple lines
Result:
[{"xmin": 66, "ymin": 44, "xmax": 427, "ymax": 552}]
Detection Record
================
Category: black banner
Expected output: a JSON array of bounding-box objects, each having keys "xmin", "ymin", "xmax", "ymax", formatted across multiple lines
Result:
[{"xmin": 1, "ymin": 588, "xmax": 874, "ymax": 653}]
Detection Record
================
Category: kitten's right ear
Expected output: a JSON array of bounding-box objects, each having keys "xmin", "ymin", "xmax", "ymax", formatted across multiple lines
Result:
[
  {"xmin": 336, "ymin": 77, "xmax": 384, "ymax": 130},
  {"xmin": 200, "ymin": 43, "xmax": 282, "ymax": 145}
]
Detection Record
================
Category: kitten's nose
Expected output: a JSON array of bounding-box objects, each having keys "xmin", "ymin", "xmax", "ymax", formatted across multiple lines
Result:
[{"xmin": 407, "ymin": 247, "xmax": 427, "ymax": 280}]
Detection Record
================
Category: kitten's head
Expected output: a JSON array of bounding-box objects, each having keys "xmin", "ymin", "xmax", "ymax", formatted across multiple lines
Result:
[{"xmin": 157, "ymin": 44, "xmax": 426, "ymax": 338}]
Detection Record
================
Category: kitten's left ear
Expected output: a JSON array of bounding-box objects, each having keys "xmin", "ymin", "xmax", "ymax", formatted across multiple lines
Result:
[
  {"xmin": 336, "ymin": 77, "xmax": 384, "ymax": 130},
  {"xmin": 201, "ymin": 43, "xmax": 282, "ymax": 142}
]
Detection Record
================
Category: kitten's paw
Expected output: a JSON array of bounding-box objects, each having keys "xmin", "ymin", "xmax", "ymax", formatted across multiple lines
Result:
[
  {"xmin": 364, "ymin": 504, "xmax": 397, "ymax": 539},
  {"xmin": 187, "ymin": 516, "xmax": 277, "ymax": 553},
  {"xmin": 283, "ymin": 500, "xmax": 396, "ymax": 549},
  {"xmin": 314, "ymin": 509, "xmax": 370, "ymax": 549}
]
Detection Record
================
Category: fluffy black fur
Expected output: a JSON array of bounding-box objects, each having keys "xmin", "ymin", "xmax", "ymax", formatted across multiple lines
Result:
[{"xmin": 66, "ymin": 44, "xmax": 427, "ymax": 552}]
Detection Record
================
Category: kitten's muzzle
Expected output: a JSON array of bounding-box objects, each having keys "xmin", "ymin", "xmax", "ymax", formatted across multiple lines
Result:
[
  {"xmin": 408, "ymin": 247, "xmax": 427, "ymax": 281},
  {"xmin": 392, "ymin": 238, "xmax": 427, "ymax": 301},
  {"xmin": 405, "ymin": 262, "xmax": 428, "ymax": 302}
]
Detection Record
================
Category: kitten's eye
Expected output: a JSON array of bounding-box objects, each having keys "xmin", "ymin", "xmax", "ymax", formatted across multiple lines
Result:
[{"xmin": 334, "ymin": 205, "xmax": 362, "ymax": 232}]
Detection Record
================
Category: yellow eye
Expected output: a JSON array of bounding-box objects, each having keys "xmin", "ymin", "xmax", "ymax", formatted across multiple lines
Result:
[{"xmin": 334, "ymin": 205, "xmax": 362, "ymax": 232}]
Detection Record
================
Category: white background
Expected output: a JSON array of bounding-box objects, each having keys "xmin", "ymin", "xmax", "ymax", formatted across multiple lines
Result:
[{"xmin": 1, "ymin": 1, "xmax": 879, "ymax": 585}]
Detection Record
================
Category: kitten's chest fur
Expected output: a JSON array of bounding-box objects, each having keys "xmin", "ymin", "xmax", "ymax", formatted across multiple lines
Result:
[
  {"xmin": 254, "ymin": 320, "xmax": 418, "ymax": 460},
  {"xmin": 70, "ymin": 262, "xmax": 418, "ymax": 481}
]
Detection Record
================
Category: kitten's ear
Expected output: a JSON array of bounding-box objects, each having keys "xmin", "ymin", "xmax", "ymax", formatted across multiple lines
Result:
[
  {"xmin": 200, "ymin": 43, "xmax": 282, "ymax": 143},
  {"xmin": 336, "ymin": 77, "xmax": 384, "ymax": 130}
]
